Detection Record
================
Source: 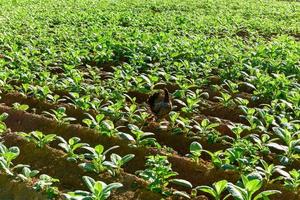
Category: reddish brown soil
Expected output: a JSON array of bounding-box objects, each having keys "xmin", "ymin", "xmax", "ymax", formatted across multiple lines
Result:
[
  {"xmin": 2, "ymin": 133, "xmax": 164, "ymax": 200},
  {"xmin": 0, "ymin": 104, "xmax": 239, "ymax": 187},
  {"xmin": 0, "ymin": 102, "xmax": 299, "ymax": 200},
  {"xmin": 0, "ymin": 174, "xmax": 47, "ymax": 200}
]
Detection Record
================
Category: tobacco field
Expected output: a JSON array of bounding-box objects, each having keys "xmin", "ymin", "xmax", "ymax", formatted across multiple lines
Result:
[{"xmin": 0, "ymin": 0, "xmax": 299, "ymax": 199}]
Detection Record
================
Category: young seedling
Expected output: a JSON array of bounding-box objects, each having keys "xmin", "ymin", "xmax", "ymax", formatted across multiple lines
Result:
[
  {"xmin": 64, "ymin": 176, "xmax": 123, "ymax": 200},
  {"xmin": 103, "ymin": 153, "xmax": 135, "ymax": 176},
  {"xmin": 0, "ymin": 112, "xmax": 8, "ymax": 134},
  {"xmin": 12, "ymin": 102, "xmax": 29, "ymax": 111},
  {"xmin": 0, "ymin": 143, "xmax": 24, "ymax": 175},
  {"xmin": 256, "ymin": 160, "xmax": 288, "ymax": 184},
  {"xmin": 119, "ymin": 124, "xmax": 158, "ymax": 147},
  {"xmin": 16, "ymin": 166, "xmax": 39, "ymax": 182},
  {"xmin": 79, "ymin": 144, "xmax": 119, "ymax": 173},
  {"xmin": 83, "ymin": 113, "xmax": 119, "ymax": 137},
  {"xmin": 195, "ymin": 180, "xmax": 228, "ymax": 200},
  {"xmin": 18, "ymin": 131, "xmax": 57, "ymax": 148},
  {"xmin": 137, "ymin": 155, "xmax": 192, "ymax": 196},
  {"xmin": 57, "ymin": 136, "xmax": 89, "ymax": 162},
  {"xmin": 227, "ymin": 174, "xmax": 281, "ymax": 200},
  {"xmin": 186, "ymin": 142, "xmax": 203, "ymax": 164},
  {"xmin": 267, "ymin": 127, "xmax": 300, "ymax": 164},
  {"xmin": 43, "ymin": 107, "xmax": 76, "ymax": 124},
  {"xmin": 214, "ymin": 92, "xmax": 235, "ymax": 107},
  {"xmin": 283, "ymin": 169, "xmax": 300, "ymax": 191},
  {"xmin": 33, "ymin": 174, "xmax": 60, "ymax": 199}
]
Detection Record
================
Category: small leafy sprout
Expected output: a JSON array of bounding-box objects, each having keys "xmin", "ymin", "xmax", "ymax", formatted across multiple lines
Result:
[
  {"xmin": 195, "ymin": 180, "xmax": 228, "ymax": 200},
  {"xmin": 0, "ymin": 112, "xmax": 8, "ymax": 134},
  {"xmin": 83, "ymin": 113, "xmax": 118, "ymax": 137},
  {"xmin": 119, "ymin": 124, "xmax": 158, "ymax": 147},
  {"xmin": 64, "ymin": 176, "xmax": 123, "ymax": 200},
  {"xmin": 79, "ymin": 144, "xmax": 119, "ymax": 173},
  {"xmin": 186, "ymin": 142, "xmax": 202, "ymax": 164},
  {"xmin": 267, "ymin": 127, "xmax": 300, "ymax": 164},
  {"xmin": 57, "ymin": 136, "xmax": 89, "ymax": 162},
  {"xmin": 234, "ymin": 97, "xmax": 249, "ymax": 106},
  {"xmin": 33, "ymin": 174, "xmax": 60, "ymax": 199},
  {"xmin": 283, "ymin": 169, "xmax": 300, "ymax": 191},
  {"xmin": 16, "ymin": 166, "xmax": 39, "ymax": 182},
  {"xmin": 256, "ymin": 160, "xmax": 287, "ymax": 184},
  {"xmin": 186, "ymin": 142, "xmax": 213, "ymax": 164},
  {"xmin": 193, "ymin": 118, "xmax": 220, "ymax": 142},
  {"xmin": 227, "ymin": 123, "xmax": 248, "ymax": 140},
  {"xmin": 137, "ymin": 155, "xmax": 192, "ymax": 196},
  {"xmin": 43, "ymin": 107, "xmax": 76, "ymax": 124},
  {"xmin": 18, "ymin": 131, "xmax": 57, "ymax": 148},
  {"xmin": 0, "ymin": 143, "xmax": 23, "ymax": 175},
  {"xmin": 227, "ymin": 174, "xmax": 281, "ymax": 200},
  {"xmin": 103, "ymin": 153, "xmax": 135, "ymax": 176},
  {"xmin": 12, "ymin": 102, "xmax": 29, "ymax": 111},
  {"xmin": 214, "ymin": 92, "xmax": 235, "ymax": 107}
]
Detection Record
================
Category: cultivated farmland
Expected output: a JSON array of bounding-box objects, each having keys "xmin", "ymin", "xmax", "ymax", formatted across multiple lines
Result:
[{"xmin": 0, "ymin": 0, "xmax": 299, "ymax": 199}]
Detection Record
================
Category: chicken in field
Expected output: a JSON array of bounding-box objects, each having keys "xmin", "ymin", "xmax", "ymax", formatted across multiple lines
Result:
[{"xmin": 148, "ymin": 88, "xmax": 172, "ymax": 121}]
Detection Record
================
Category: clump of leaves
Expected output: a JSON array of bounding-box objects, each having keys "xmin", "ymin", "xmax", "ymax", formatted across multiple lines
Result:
[
  {"xmin": 43, "ymin": 107, "xmax": 76, "ymax": 124},
  {"xmin": 227, "ymin": 174, "xmax": 281, "ymax": 200},
  {"xmin": 0, "ymin": 112, "xmax": 8, "ymax": 134},
  {"xmin": 64, "ymin": 176, "xmax": 123, "ymax": 200},
  {"xmin": 16, "ymin": 166, "xmax": 39, "ymax": 182},
  {"xmin": 57, "ymin": 136, "xmax": 89, "ymax": 162},
  {"xmin": 195, "ymin": 180, "xmax": 228, "ymax": 200},
  {"xmin": 137, "ymin": 155, "xmax": 192, "ymax": 197},
  {"xmin": 79, "ymin": 144, "xmax": 119, "ymax": 174},
  {"xmin": 103, "ymin": 153, "xmax": 135, "ymax": 176},
  {"xmin": 33, "ymin": 174, "xmax": 60, "ymax": 199},
  {"xmin": 12, "ymin": 102, "xmax": 29, "ymax": 111},
  {"xmin": 119, "ymin": 124, "xmax": 159, "ymax": 147},
  {"xmin": 18, "ymin": 131, "xmax": 56, "ymax": 148},
  {"xmin": 0, "ymin": 143, "xmax": 24, "ymax": 175}
]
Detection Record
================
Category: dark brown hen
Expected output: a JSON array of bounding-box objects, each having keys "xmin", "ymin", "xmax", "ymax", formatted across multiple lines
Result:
[{"xmin": 148, "ymin": 88, "xmax": 172, "ymax": 119}]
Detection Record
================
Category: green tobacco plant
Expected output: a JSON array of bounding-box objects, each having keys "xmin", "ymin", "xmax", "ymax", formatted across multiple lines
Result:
[
  {"xmin": 18, "ymin": 131, "xmax": 57, "ymax": 148},
  {"xmin": 195, "ymin": 180, "xmax": 228, "ymax": 200},
  {"xmin": 239, "ymin": 106, "xmax": 264, "ymax": 131},
  {"xmin": 0, "ymin": 113, "xmax": 8, "ymax": 134},
  {"xmin": 179, "ymin": 89, "xmax": 208, "ymax": 114},
  {"xmin": 222, "ymin": 80, "xmax": 240, "ymax": 94},
  {"xmin": 103, "ymin": 153, "xmax": 135, "ymax": 176},
  {"xmin": 214, "ymin": 92, "xmax": 235, "ymax": 107},
  {"xmin": 43, "ymin": 107, "xmax": 76, "ymax": 124},
  {"xmin": 227, "ymin": 175, "xmax": 281, "ymax": 200},
  {"xmin": 250, "ymin": 134, "xmax": 277, "ymax": 155},
  {"xmin": 64, "ymin": 176, "xmax": 123, "ymax": 200},
  {"xmin": 283, "ymin": 169, "xmax": 300, "ymax": 191},
  {"xmin": 193, "ymin": 118, "xmax": 221, "ymax": 143},
  {"xmin": 255, "ymin": 160, "xmax": 287, "ymax": 184},
  {"xmin": 267, "ymin": 127, "xmax": 300, "ymax": 164},
  {"xmin": 66, "ymin": 92, "xmax": 92, "ymax": 111},
  {"xmin": 57, "ymin": 136, "xmax": 89, "ymax": 162},
  {"xmin": 119, "ymin": 124, "xmax": 158, "ymax": 147},
  {"xmin": 0, "ymin": 143, "xmax": 24, "ymax": 175},
  {"xmin": 33, "ymin": 174, "xmax": 60, "ymax": 199},
  {"xmin": 137, "ymin": 155, "xmax": 192, "ymax": 196},
  {"xmin": 227, "ymin": 123, "xmax": 248, "ymax": 140},
  {"xmin": 83, "ymin": 113, "xmax": 118, "ymax": 137},
  {"xmin": 12, "ymin": 102, "xmax": 29, "ymax": 111},
  {"xmin": 80, "ymin": 144, "xmax": 119, "ymax": 173},
  {"xmin": 17, "ymin": 166, "xmax": 39, "ymax": 182},
  {"xmin": 100, "ymin": 100, "xmax": 125, "ymax": 121},
  {"xmin": 186, "ymin": 142, "xmax": 204, "ymax": 164},
  {"xmin": 168, "ymin": 111, "xmax": 193, "ymax": 135}
]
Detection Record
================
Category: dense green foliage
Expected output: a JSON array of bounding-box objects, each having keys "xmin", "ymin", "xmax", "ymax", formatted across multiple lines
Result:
[{"xmin": 0, "ymin": 0, "xmax": 299, "ymax": 199}]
